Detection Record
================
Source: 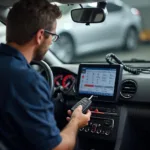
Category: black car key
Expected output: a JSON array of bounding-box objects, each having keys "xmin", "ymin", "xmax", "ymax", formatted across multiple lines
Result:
[{"xmin": 71, "ymin": 95, "xmax": 93, "ymax": 114}]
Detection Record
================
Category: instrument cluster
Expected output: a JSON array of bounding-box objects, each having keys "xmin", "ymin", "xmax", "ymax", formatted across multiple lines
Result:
[{"xmin": 54, "ymin": 74, "xmax": 76, "ymax": 94}]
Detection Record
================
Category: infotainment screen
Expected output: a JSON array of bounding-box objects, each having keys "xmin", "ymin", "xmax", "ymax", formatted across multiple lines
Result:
[{"xmin": 76, "ymin": 64, "xmax": 123, "ymax": 102}]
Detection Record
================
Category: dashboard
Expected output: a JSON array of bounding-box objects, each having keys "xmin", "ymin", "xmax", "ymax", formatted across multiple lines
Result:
[
  {"xmin": 33, "ymin": 62, "xmax": 150, "ymax": 150},
  {"xmin": 51, "ymin": 63, "xmax": 150, "ymax": 103},
  {"xmin": 50, "ymin": 63, "xmax": 150, "ymax": 150}
]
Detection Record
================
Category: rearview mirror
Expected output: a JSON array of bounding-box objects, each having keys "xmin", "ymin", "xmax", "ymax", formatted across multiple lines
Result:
[{"xmin": 71, "ymin": 8, "xmax": 105, "ymax": 23}]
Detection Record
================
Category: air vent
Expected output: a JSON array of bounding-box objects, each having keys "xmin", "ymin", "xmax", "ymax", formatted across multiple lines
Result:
[{"xmin": 120, "ymin": 80, "xmax": 137, "ymax": 99}]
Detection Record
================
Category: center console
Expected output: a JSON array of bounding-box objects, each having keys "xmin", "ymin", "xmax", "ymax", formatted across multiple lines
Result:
[
  {"xmin": 75, "ymin": 64, "xmax": 123, "ymax": 149},
  {"xmin": 79, "ymin": 104, "xmax": 120, "ymax": 141}
]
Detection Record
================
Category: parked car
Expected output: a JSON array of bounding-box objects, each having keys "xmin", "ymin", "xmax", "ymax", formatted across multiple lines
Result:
[{"xmin": 51, "ymin": 0, "xmax": 142, "ymax": 63}]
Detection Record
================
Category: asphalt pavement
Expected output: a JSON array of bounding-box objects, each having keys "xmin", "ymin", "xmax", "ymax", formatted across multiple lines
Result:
[{"xmin": 73, "ymin": 44, "xmax": 150, "ymax": 63}]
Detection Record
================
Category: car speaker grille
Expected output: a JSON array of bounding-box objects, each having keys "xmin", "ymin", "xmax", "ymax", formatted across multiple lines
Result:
[{"xmin": 120, "ymin": 80, "xmax": 137, "ymax": 99}]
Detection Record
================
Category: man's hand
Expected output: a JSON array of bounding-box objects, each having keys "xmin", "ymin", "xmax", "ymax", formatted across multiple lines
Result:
[
  {"xmin": 66, "ymin": 105, "xmax": 91, "ymax": 128},
  {"xmin": 54, "ymin": 105, "xmax": 91, "ymax": 150}
]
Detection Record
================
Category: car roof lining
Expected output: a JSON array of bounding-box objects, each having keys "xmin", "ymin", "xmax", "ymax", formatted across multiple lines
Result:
[{"xmin": 0, "ymin": 0, "xmax": 106, "ymax": 7}]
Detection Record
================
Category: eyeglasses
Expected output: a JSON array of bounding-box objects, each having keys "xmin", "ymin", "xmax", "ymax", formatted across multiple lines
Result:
[{"xmin": 44, "ymin": 30, "xmax": 59, "ymax": 42}]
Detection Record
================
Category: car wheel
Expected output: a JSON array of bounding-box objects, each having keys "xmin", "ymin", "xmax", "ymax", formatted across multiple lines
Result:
[
  {"xmin": 52, "ymin": 33, "xmax": 75, "ymax": 63},
  {"xmin": 123, "ymin": 28, "xmax": 139, "ymax": 50}
]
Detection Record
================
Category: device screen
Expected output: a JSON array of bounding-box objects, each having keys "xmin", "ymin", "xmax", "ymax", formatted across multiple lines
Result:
[{"xmin": 79, "ymin": 67, "xmax": 117, "ymax": 96}]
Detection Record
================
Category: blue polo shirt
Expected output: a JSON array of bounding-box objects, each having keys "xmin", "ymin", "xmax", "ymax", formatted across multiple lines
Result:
[{"xmin": 0, "ymin": 44, "xmax": 62, "ymax": 150}]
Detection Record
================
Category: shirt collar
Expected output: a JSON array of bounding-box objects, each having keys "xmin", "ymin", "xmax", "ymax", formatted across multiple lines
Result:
[{"xmin": 0, "ymin": 43, "xmax": 29, "ymax": 65}]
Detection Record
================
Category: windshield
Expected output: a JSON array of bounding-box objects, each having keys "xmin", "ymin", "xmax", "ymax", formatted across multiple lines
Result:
[
  {"xmin": 50, "ymin": 1, "xmax": 150, "ymax": 63},
  {"xmin": 0, "ymin": 1, "xmax": 150, "ymax": 63},
  {"xmin": 59, "ymin": 4, "xmax": 75, "ymax": 15}
]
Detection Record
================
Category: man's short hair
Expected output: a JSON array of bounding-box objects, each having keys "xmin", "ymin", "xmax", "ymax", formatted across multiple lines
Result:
[{"xmin": 6, "ymin": 0, "xmax": 62, "ymax": 45}]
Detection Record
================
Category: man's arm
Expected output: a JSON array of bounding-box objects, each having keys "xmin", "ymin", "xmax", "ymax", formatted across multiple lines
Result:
[
  {"xmin": 54, "ymin": 118, "xmax": 78, "ymax": 150},
  {"xmin": 53, "ymin": 105, "xmax": 91, "ymax": 150}
]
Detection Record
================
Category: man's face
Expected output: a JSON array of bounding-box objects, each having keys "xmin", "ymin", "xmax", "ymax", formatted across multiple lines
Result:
[{"xmin": 33, "ymin": 21, "xmax": 57, "ymax": 61}]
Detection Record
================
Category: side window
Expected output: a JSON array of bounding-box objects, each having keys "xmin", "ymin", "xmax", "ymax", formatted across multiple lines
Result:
[
  {"xmin": 0, "ymin": 22, "xmax": 6, "ymax": 43},
  {"xmin": 107, "ymin": 3, "xmax": 122, "ymax": 13}
]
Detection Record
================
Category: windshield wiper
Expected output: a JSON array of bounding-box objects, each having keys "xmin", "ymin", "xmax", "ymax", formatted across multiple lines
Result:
[{"xmin": 123, "ymin": 58, "xmax": 150, "ymax": 63}]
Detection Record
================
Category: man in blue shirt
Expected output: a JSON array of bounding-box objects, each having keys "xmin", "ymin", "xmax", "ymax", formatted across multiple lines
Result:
[{"xmin": 0, "ymin": 0, "xmax": 91, "ymax": 150}]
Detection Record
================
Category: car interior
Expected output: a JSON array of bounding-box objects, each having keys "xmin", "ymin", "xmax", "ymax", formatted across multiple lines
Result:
[{"xmin": 1, "ymin": 0, "xmax": 150, "ymax": 150}]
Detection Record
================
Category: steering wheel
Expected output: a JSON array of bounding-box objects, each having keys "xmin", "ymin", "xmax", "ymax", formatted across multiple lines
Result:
[
  {"xmin": 31, "ymin": 60, "xmax": 67, "ymax": 130},
  {"xmin": 30, "ymin": 60, "xmax": 54, "ymax": 96}
]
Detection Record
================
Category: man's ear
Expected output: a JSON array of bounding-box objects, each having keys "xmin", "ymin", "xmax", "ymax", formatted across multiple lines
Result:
[{"xmin": 35, "ymin": 29, "xmax": 45, "ymax": 45}]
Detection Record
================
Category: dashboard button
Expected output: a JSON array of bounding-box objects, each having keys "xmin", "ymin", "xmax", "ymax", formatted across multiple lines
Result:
[
  {"xmin": 94, "ymin": 108, "xmax": 99, "ymax": 113},
  {"xmin": 91, "ymin": 124, "xmax": 97, "ymax": 133},
  {"xmin": 105, "ymin": 130, "xmax": 111, "ymax": 136},
  {"xmin": 101, "ymin": 130, "xmax": 105, "ymax": 135},
  {"xmin": 85, "ymin": 127, "xmax": 90, "ymax": 132},
  {"xmin": 98, "ymin": 124, "xmax": 101, "ymax": 127},
  {"xmin": 80, "ymin": 128, "xmax": 84, "ymax": 131},
  {"xmin": 104, "ymin": 120, "xmax": 112, "ymax": 126},
  {"xmin": 96, "ymin": 129, "xmax": 102, "ymax": 134}
]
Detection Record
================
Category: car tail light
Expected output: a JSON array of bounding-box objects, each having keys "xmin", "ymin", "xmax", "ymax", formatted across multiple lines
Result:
[{"xmin": 131, "ymin": 8, "xmax": 140, "ymax": 16}]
